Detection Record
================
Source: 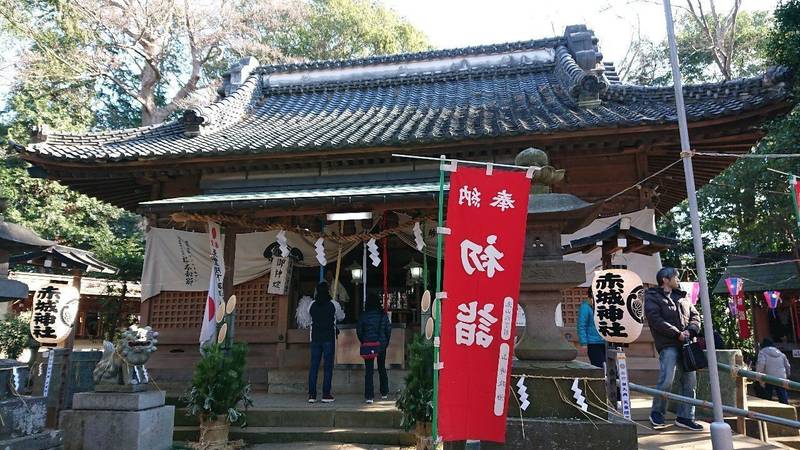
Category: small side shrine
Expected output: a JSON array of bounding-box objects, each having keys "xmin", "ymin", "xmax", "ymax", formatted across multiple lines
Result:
[
  {"xmin": 0, "ymin": 202, "xmax": 62, "ymax": 450},
  {"xmin": 12, "ymin": 245, "xmax": 118, "ymax": 275},
  {"xmin": 0, "ymin": 203, "xmax": 54, "ymax": 313},
  {"xmin": 563, "ymin": 217, "xmax": 678, "ymax": 269}
]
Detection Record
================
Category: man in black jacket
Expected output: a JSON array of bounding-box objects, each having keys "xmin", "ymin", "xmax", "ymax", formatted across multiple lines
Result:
[
  {"xmin": 308, "ymin": 281, "xmax": 337, "ymax": 403},
  {"xmin": 644, "ymin": 267, "xmax": 703, "ymax": 431}
]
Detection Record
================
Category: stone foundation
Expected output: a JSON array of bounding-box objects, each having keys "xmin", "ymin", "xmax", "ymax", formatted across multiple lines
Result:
[{"xmin": 59, "ymin": 390, "xmax": 174, "ymax": 450}]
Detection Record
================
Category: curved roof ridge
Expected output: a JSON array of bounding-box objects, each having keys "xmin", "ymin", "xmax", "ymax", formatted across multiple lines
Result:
[
  {"xmin": 182, "ymin": 73, "xmax": 262, "ymax": 137},
  {"xmin": 261, "ymin": 59, "xmax": 556, "ymax": 95},
  {"xmin": 30, "ymin": 120, "xmax": 181, "ymax": 147},
  {"xmin": 603, "ymin": 66, "xmax": 792, "ymax": 103},
  {"xmin": 258, "ymin": 36, "xmax": 565, "ymax": 75}
]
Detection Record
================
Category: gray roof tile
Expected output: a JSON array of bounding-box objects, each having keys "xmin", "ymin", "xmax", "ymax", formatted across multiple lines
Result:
[{"xmin": 17, "ymin": 30, "xmax": 792, "ymax": 164}]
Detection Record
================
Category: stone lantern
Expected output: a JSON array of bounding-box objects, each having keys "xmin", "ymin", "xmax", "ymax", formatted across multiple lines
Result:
[
  {"xmin": 513, "ymin": 147, "xmax": 601, "ymax": 361},
  {"xmin": 478, "ymin": 148, "xmax": 638, "ymax": 449}
]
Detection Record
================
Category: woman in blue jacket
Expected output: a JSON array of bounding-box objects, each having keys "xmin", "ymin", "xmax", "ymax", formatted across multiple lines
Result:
[
  {"xmin": 578, "ymin": 288, "xmax": 606, "ymax": 368},
  {"xmin": 357, "ymin": 292, "xmax": 391, "ymax": 403}
]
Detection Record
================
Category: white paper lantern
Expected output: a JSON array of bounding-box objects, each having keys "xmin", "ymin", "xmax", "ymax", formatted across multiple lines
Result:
[
  {"xmin": 30, "ymin": 284, "xmax": 80, "ymax": 345},
  {"xmin": 591, "ymin": 269, "xmax": 644, "ymax": 344}
]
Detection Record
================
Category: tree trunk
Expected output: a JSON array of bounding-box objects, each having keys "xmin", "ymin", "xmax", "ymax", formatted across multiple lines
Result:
[{"xmin": 139, "ymin": 63, "xmax": 160, "ymax": 126}]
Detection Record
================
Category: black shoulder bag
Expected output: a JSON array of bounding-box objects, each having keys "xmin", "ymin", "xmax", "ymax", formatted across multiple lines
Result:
[{"xmin": 676, "ymin": 296, "xmax": 708, "ymax": 372}]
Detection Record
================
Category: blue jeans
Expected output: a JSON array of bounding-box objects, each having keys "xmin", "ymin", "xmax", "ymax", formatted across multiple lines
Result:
[
  {"xmin": 652, "ymin": 346, "xmax": 696, "ymax": 420},
  {"xmin": 765, "ymin": 384, "xmax": 790, "ymax": 404},
  {"xmin": 308, "ymin": 341, "xmax": 335, "ymax": 398}
]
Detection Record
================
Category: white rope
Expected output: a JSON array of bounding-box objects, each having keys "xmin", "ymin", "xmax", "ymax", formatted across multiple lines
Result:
[
  {"xmin": 693, "ymin": 151, "xmax": 800, "ymax": 159},
  {"xmin": 602, "ymin": 158, "xmax": 683, "ymax": 203},
  {"xmin": 511, "ymin": 374, "xmax": 606, "ymax": 381}
]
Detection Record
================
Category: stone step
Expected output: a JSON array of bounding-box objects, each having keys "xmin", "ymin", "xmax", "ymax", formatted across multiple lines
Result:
[
  {"xmin": 173, "ymin": 406, "xmax": 403, "ymax": 429},
  {"xmin": 173, "ymin": 426, "xmax": 415, "ymax": 446},
  {"xmin": 267, "ymin": 368, "xmax": 408, "ymax": 395}
]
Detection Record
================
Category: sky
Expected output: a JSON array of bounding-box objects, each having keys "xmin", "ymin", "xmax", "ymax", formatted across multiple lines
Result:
[
  {"xmin": 383, "ymin": 0, "xmax": 777, "ymax": 66},
  {"xmin": 0, "ymin": 0, "xmax": 778, "ymax": 112}
]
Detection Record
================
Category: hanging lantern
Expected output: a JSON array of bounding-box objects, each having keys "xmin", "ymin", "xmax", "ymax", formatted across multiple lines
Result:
[
  {"xmin": 347, "ymin": 261, "xmax": 363, "ymax": 284},
  {"xmin": 404, "ymin": 258, "xmax": 423, "ymax": 282},
  {"xmin": 590, "ymin": 269, "xmax": 644, "ymax": 344},
  {"xmin": 763, "ymin": 291, "xmax": 781, "ymax": 317},
  {"xmin": 725, "ymin": 277, "xmax": 744, "ymax": 317}
]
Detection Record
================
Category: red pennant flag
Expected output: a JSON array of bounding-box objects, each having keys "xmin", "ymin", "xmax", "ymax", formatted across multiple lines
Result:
[
  {"xmin": 438, "ymin": 166, "xmax": 531, "ymax": 443},
  {"xmin": 791, "ymin": 176, "xmax": 800, "ymax": 233}
]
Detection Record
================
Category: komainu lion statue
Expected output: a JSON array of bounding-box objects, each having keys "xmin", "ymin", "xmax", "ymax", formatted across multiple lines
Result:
[{"xmin": 93, "ymin": 325, "xmax": 159, "ymax": 387}]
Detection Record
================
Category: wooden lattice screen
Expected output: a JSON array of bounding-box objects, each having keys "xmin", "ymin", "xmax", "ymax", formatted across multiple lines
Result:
[
  {"xmin": 561, "ymin": 287, "xmax": 588, "ymax": 327},
  {"xmin": 149, "ymin": 276, "xmax": 280, "ymax": 329}
]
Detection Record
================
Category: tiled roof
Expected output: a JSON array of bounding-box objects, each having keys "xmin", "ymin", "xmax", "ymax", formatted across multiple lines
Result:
[
  {"xmin": 17, "ymin": 26, "xmax": 792, "ymax": 164},
  {"xmin": 712, "ymin": 255, "xmax": 800, "ymax": 294},
  {"xmin": 139, "ymin": 181, "xmax": 445, "ymax": 213},
  {"xmin": 11, "ymin": 245, "xmax": 118, "ymax": 274}
]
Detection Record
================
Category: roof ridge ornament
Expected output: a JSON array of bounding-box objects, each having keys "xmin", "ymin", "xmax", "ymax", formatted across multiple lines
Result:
[
  {"xmin": 30, "ymin": 124, "xmax": 51, "ymax": 144},
  {"xmin": 562, "ymin": 25, "xmax": 608, "ymax": 107},
  {"xmin": 184, "ymin": 58, "xmax": 262, "ymax": 138}
]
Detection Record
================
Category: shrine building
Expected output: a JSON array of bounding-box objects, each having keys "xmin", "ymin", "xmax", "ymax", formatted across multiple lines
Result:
[{"xmin": 14, "ymin": 25, "xmax": 793, "ymax": 385}]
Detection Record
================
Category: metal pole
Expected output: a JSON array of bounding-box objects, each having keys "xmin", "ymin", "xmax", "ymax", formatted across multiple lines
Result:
[
  {"xmin": 717, "ymin": 362, "xmax": 800, "ymax": 392},
  {"xmin": 630, "ymin": 382, "xmax": 800, "ymax": 429},
  {"xmin": 662, "ymin": 1, "xmax": 734, "ymax": 448},
  {"xmin": 391, "ymin": 153, "xmax": 540, "ymax": 172},
  {"xmin": 431, "ymin": 155, "xmax": 446, "ymax": 443}
]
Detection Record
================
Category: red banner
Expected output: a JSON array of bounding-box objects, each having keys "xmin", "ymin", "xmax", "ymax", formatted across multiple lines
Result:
[
  {"xmin": 736, "ymin": 295, "xmax": 751, "ymax": 339},
  {"xmin": 725, "ymin": 277, "xmax": 750, "ymax": 339},
  {"xmin": 438, "ymin": 166, "xmax": 531, "ymax": 442}
]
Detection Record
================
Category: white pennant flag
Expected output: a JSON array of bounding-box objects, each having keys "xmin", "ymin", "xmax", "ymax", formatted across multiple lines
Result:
[{"xmin": 200, "ymin": 221, "xmax": 225, "ymax": 346}]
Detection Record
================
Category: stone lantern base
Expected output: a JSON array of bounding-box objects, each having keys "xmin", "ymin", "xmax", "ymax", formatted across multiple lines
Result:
[{"xmin": 443, "ymin": 360, "xmax": 638, "ymax": 449}]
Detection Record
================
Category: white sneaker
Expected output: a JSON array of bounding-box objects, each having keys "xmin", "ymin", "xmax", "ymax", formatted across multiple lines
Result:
[
  {"xmin": 308, "ymin": 397, "xmax": 316, "ymax": 403},
  {"xmin": 381, "ymin": 395, "xmax": 388, "ymax": 400},
  {"xmin": 365, "ymin": 399, "xmax": 374, "ymax": 404}
]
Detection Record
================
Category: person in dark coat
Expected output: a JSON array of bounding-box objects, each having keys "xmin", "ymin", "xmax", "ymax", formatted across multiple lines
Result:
[
  {"xmin": 308, "ymin": 281, "xmax": 337, "ymax": 403},
  {"xmin": 357, "ymin": 291, "xmax": 391, "ymax": 403},
  {"xmin": 644, "ymin": 267, "xmax": 703, "ymax": 431}
]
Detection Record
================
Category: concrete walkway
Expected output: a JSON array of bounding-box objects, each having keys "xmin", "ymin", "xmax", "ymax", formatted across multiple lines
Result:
[
  {"xmin": 246, "ymin": 445, "xmax": 410, "ymax": 449},
  {"xmin": 631, "ymin": 393, "xmax": 788, "ymax": 449}
]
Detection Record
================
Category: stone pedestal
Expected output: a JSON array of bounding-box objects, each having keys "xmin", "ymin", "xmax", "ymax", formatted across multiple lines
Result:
[
  {"xmin": 514, "ymin": 260, "xmax": 585, "ymax": 361},
  {"xmin": 478, "ymin": 360, "xmax": 637, "ymax": 449},
  {"xmin": 482, "ymin": 417, "xmax": 638, "ymax": 450},
  {"xmin": 59, "ymin": 390, "xmax": 174, "ymax": 450},
  {"xmin": 0, "ymin": 395, "xmax": 63, "ymax": 449},
  {"xmin": 0, "ymin": 396, "xmax": 47, "ymax": 437},
  {"xmin": 508, "ymin": 360, "xmax": 607, "ymax": 419}
]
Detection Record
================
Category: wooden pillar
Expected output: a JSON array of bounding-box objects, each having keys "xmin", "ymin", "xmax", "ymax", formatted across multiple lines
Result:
[
  {"xmin": 222, "ymin": 228, "xmax": 237, "ymax": 299},
  {"xmin": 222, "ymin": 226, "xmax": 237, "ymax": 341},
  {"xmin": 601, "ymin": 240, "xmax": 614, "ymax": 269},
  {"xmin": 735, "ymin": 352, "xmax": 746, "ymax": 434},
  {"xmin": 0, "ymin": 249, "xmax": 8, "ymax": 317}
]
